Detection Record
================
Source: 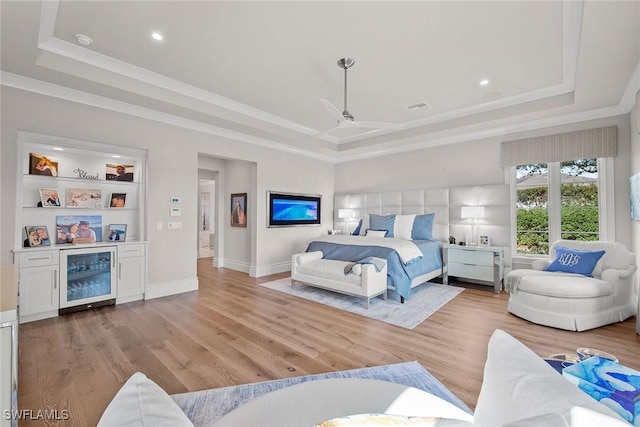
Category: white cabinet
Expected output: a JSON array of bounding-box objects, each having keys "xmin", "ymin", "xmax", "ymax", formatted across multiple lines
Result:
[
  {"xmin": 443, "ymin": 244, "xmax": 504, "ymax": 293},
  {"xmin": 117, "ymin": 243, "xmax": 146, "ymax": 303},
  {"xmin": 16, "ymin": 249, "xmax": 60, "ymax": 323}
]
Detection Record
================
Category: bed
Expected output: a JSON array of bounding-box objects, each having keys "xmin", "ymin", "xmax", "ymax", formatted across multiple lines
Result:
[{"xmin": 306, "ymin": 234, "xmax": 444, "ymax": 302}]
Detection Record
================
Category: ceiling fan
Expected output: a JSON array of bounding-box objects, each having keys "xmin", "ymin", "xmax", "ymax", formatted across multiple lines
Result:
[{"xmin": 315, "ymin": 58, "xmax": 402, "ymax": 137}]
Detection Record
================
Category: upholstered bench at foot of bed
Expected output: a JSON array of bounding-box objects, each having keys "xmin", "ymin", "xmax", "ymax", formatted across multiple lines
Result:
[{"xmin": 291, "ymin": 251, "xmax": 388, "ymax": 309}]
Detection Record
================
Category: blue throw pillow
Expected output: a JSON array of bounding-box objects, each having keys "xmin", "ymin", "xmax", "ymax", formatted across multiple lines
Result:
[
  {"xmin": 369, "ymin": 214, "xmax": 395, "ymax": 237},
  {"xmin": 412, "ymin": 213, "xmax": 435, "ymax": 240},
  {"xmin": 351, "ymin": 219, "xmax": 363, "ymax": 235},
  {"xmin": 545, "ymin": 246, "xmax": 605, "ymax": 277}
]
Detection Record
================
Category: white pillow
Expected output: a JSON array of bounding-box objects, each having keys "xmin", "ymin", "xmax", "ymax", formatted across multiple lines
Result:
[
  {"xmin": 98, "ymin": 372, "xmax": 194, "ymax": 426},
  {"xmin": 393, "ymin": 214, "xmax": 416, "ymax": 240},
  {"xmin": 365, "ymin": 229, "xmax": 387, "ymax": 237},
  {"xmin": 473, "ymin": 330, "xmax": 626, "ymax": 426}
]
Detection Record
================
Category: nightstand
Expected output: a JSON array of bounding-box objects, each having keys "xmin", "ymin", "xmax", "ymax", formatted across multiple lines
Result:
[{"xmin": 443, "ymin": 244, "xmax": 504, "ymax": 293}]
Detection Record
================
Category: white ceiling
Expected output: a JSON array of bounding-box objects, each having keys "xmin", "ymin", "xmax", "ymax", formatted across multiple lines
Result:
[{"xmin": 1, "ymin": 1, "xmax": 639, "ymax": 162}]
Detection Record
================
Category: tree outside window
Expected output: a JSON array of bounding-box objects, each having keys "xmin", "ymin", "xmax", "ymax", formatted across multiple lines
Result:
[{"xmin": 516, "ymin": 159, "xmax": 599, "ymax": 255}]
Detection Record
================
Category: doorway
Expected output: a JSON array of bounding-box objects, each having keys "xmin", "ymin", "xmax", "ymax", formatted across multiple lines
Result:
[{"xmin": 198, "ymin": 178, "xmax": 215, "ymax": 258}]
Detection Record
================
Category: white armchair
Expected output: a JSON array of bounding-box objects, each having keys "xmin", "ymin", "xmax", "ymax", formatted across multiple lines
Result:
[{"xmin": 506, "ymin": 240, "xmax": 637, "ymax": 331}]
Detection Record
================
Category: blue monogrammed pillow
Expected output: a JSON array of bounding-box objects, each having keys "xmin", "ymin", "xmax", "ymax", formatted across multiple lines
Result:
[{"xmin": 545, "ymin": 246, "xmax": 605, "ymax": 277}]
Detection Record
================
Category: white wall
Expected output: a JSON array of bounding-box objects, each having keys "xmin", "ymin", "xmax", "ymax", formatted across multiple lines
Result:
[
  {"xmin": 1, "ymin": 87, "xmax": 335, "ymax": 295},
  {"xmin": 629, "ymin": 90, "xmax": 640, "ymax": 310},
  {"xmin": 336, "ymin": 115, "xmax": 633, "ymax": 248}
]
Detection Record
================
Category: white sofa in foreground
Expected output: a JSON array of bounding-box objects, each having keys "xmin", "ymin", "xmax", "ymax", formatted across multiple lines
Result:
[
  {"xmin": 290, "ymin": 251, "xmax": 388, "ymax": 309},
  {"xmin": 98, "ymin": 329, "xmax": 630, "ymax": 426}
]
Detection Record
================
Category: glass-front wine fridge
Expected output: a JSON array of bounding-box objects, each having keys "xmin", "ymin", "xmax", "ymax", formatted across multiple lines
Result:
[{"xmin": 59, "ymin": 246, "xmax": 117, "ymax": 314}]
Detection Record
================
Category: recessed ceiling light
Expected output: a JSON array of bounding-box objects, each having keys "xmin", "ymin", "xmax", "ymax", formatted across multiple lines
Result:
[
  {"xmin": 75, "ymin": 34, "xmax": 93, "ymax": 46},
  {"xmin": 479, "ymin": 79, "xmax": 490, "ymax": 86},
  {"xmin": 151, "ymin": 32, "xmax": 163, "ymax": 41},
  {"xmin": 111, "ymin": 155, "xmax": 121, "ymax": 158},
  {"xmin": 53, "ymin": 147, "xmax": 64, "ymax": 151}
]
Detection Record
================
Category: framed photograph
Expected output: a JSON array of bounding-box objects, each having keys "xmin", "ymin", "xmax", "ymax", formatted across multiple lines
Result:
[
  {"xmin": 109, "ymin": 193, "xmax": 127, "ymax": 208},
  {"xmin": 66, "ymin": 188, "xmax": 102, "ymax": 209},
  {"xmin": 479, "ymin": 235, "xmax": 490, "ymax": 246},
  {"xmin": 105, "ymin": 163, "xmax": 134, "ymax": 182},
  {"xmin": 29, "ymin": 153, "xmax": 59, "ymax": 176},
  {"xmin": 23, "ymin": 226, "xmax": 51, "ymax": 247},
  {"xmin": 56, "ymin": 215, "xmax": 102, "ymax": 244},
  {"xmin": 39, "ymin": 188, "xmax": 61, "ymax": 207},
  {"xmin": 230, "ymin": 193, "xmax": 247, "ymax": 227},
  {"xmin": 108, "ymin": 224, "xmax": 127, "ymax": 241}
]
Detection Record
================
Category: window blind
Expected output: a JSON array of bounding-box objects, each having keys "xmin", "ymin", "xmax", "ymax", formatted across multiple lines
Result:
[{"xmin": 500, "ymin": 126, "xmax": 617, "ymax": 167}]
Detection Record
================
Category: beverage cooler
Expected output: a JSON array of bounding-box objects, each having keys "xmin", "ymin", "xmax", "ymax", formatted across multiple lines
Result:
[{"xmin": 59, "ymin": 246, "xmax": 117, "ymax": 314}]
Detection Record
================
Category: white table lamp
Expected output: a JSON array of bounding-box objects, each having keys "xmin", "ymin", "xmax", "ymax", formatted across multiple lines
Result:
[
  {"xmin": 461, "ymin": 206, "xmax": 485, "ymax": 245},
  {"xmin": 338, "ymin": 209, "xmax": 354, "ymax": 234}
]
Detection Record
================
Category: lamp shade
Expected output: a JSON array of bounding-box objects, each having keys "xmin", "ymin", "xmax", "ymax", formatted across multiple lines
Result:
[
  {"xmin": 338, "ymin": 209, "xmax": 353, "ymax": 219},
  {"xmin": 461, "ymin": 206, "xmax": 485, "ymax": 219}
]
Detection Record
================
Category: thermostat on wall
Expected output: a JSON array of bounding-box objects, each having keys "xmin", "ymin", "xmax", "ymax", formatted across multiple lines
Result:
[
  {"xmin": 170, "ymin": 208, "xmax": 181, "ymax": 216},
  {"xmin": 171, "ymin": 196, "xmax": 181, "ymax": 203}
]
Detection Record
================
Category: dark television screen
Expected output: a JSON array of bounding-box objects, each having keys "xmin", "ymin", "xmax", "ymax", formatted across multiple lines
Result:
[{"xmin": 268, "ymin": 192, "xmax": 321, "ymax": 227}]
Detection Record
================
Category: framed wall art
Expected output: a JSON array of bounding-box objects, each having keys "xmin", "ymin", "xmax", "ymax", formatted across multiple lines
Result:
[
  {"xmin": 39, "ymin": 188, "xmax": 61, "ymax": 207},
  {"xmin": 108, "ymin": 224, "xmax": 127, "ymax": 241},
  {"xmin": 29, "ymin": 153, "xmax": 59, "ymax": 176},
  {"xmin": 24, "ymin": 225, "xmax": 51, "ymax": 247},
  {"xmin": 109, "ymin": 193, "xmax": 127, "ymax": 208},
  {"xmin": 56, "ymin": 215, "xmax": 102, "ymax": 244},
  {"xmin": 66, "ymin": 188, "xmax": 102, "ymax": 209},
  {"xmin": 230, "ymin": 193, "xmax": 247, "ymax": 227},
  {"xmin": 105, "ymin": 163, "xmax": 134, "ymax": 182}
]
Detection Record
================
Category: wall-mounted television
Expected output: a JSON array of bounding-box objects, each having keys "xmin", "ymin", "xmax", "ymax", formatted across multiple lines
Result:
[{"xmin": 267, "ymin": 191, "xmax": 321, "ymax": 227}]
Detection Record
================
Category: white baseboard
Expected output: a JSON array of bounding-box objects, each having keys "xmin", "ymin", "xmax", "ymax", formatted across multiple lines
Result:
[
  {"xmin": 222, "ymin": 259, "xmax": 251, "ymax": 274},
  {"xmin": 145, "ymin": 277, "xmax": 199, "ymax": 300},
  {"xmin": 250, "ymin": 261, "xmax": 291, "ymax": 278},
  {"xmin": 116, "ymin": 294, "xmax": 144, "ymax": 305}
]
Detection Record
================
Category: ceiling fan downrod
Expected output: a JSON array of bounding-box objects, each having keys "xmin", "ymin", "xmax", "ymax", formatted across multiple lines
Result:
[{"xmin": 338, "ymin": 58, "xmax": 355, "ymax": 121}]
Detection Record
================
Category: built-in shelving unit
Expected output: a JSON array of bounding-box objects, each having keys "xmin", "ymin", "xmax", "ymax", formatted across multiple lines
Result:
[{"xmin": 13, "ymin": 131, "xmax": 148, "ymax": 324}]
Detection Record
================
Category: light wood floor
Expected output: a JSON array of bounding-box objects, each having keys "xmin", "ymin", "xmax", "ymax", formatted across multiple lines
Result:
[{"xmin": 18, "ymin": 258, "xmax": 640, "ymax": 426}]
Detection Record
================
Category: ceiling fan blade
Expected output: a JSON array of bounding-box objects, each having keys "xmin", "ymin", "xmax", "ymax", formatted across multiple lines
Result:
[
  {"xmin": 351, "ymin": 120, "xmax": 403, "ymax": 130},
  {"xmin": 320, "ymin": 99, "xmax": 345, "ymax": 122}
]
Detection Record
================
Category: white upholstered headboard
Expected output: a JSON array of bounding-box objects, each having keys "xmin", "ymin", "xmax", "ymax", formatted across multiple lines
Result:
[
  {"xmin": 334, "ymin": 188, "xmax": 450, "ymax": 242},
  {"xmin": 335, "ymin": 184, "xmax": 512, "ymax": 267}
]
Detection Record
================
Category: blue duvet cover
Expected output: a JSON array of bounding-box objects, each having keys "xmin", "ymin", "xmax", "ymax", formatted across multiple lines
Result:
[{"xmin": 306, "ymin": 239, "xmax": 443, "ymax": 300}]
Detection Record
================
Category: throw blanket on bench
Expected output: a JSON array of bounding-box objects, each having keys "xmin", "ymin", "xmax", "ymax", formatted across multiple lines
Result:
[{"xmin": 343, "ymin": 257, "xmax": 387, "ymax": 275}]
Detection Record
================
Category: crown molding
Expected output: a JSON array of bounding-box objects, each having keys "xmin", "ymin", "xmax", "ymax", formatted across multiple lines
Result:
[
  {"xmin": 0, "ymin": 71, "xmax": 336, "ymax": 163},
  {"xmin": 36, "ymin": 0, "xmax": 587, "ymax": 146}
]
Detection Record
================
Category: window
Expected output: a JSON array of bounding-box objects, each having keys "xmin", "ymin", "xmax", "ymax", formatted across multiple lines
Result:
[{"xmin": 515, "ymin": 159, "xmax": 599, "ymax": 255}]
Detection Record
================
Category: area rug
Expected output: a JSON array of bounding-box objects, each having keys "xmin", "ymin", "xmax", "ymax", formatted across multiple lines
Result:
[
  {"xmin": 260, "ymin": 277, "xmax": 464, "ymax": 329},
  {"xmin": 171, "ymin": 361, "xmax": 472, "ymax": 426}
]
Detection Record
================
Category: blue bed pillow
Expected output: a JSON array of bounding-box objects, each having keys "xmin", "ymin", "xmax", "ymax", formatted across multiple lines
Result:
[
  {"xmin": 369, "ymin": 214, "xmax": 395, "ymax": 238},
  {"xmin": 411, "ymin": 213, "xmax": 435, "ymax": 240},
  {"xmin": 351, "ymin": 219, "xmax": 363, "ymax": 235},
  {"xmin": 545, "ymin": 246, "xmax": 605, "ymax": 277}
]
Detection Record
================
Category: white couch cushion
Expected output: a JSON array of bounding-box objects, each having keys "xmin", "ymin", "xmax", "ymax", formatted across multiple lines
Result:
[
  {"xmin": 98, "ymin": 372, "xmax": 194, "ymax": 427},
  {"xmin": 473, "ymin": 330, "xmax": 626, "ymax": 427},
  {"xmin": 518, "ymin": 275, "xmax": 613, "ymax": 298}
]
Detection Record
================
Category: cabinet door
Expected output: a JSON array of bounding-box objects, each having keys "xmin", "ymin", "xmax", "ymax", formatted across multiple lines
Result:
[
  {"xmin": 117, "ymin": 257, "xmax": 145, "ymax": 299},
  {"xmin": 19, "ymin": 266, "xmax": 59, "ymax": 317}
]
